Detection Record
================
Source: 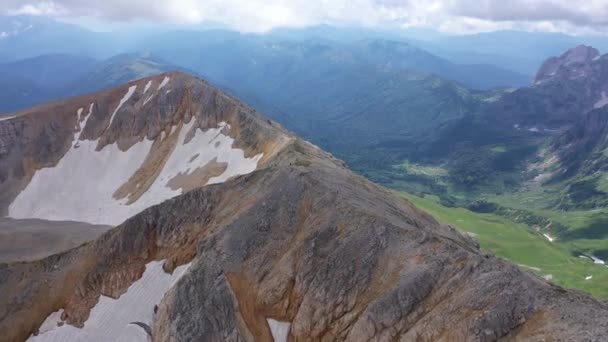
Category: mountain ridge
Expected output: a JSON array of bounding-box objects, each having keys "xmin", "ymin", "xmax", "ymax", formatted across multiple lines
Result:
[{"xmin": 1, "ymin": 73, "xmax": 608, "ymax": 341}]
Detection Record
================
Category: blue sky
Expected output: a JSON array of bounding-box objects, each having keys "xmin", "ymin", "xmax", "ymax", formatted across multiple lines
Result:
[{"xmin": 1, "ymin": 0, "xmax": 608, "ymax": 35}]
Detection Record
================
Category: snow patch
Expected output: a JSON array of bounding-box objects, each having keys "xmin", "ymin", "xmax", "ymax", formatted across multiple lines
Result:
[
  {"xmin": 10, "ymin": 120, "xmax": 262, "ymax": 226},
  {"xmin": 0, "ymin": 115, "xmax": 16, "ymax": 122},
  {"xmin": 594, "ymin": 91, "xmax": 608, "ymax": 109},
  {"xmin": 158, "ymin": 76, "xmax": 170, "ymax": 90},
  {"xmin": 543, "ymin": 234, "xmax": 555, "ymax": 242},
  {"xmin": 142, "ymin": 119, "xmax": 263, "ymax": 202},
  {"xmin": 143, "ymin": 95, "xmax": 154, "ymax": 106},
  {"xmin": 143, "ymin": 80, "xmax": 152, "ymax": 94},
  {"xmin": 590, "ymin": 255, "xmax": 605, "ymax": 265},
  {"xmin": 267, "ymin": 319, "xmax": 290, "ymax": 342},
  {"xmin": 37, "ymin": 310, "xmax": 64, "ymax": 335},
  {"xmin": 9, "ymin": 137, "xmax": 153, "ymax": 226},
  {"xmin": 108, "ymin": 85, "xmax": 137, "ymax": 127},
  {"xmin": 29, "ymin": 260, "xmax": 191, "ymax": 342},
  {"xmin": 518, "ymin": 264, "xmax": 541, "ymax": 272}
]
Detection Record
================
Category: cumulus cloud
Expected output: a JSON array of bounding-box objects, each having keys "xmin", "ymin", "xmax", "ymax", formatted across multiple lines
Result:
[{"xmin": 0, "ymin": 0, "xmax": 607, "ymax": 34}]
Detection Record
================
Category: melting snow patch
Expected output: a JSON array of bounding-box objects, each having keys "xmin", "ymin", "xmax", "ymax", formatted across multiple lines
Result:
[
  {"xmin": 9, "ymin": 137, "xmax": 153, "ymax": 225},
  {"xmin": 158, "ymin": 76, "xmax": 170, "ymax": 90},
  {"xmin": 0, "ymin": 115, "xmax": 16, "ymax": 121},
  {"xmin": 37, "ymin": 310, "xmax": 64, "ymax": 335},
  {"xmin": 28, "ymin": 260, "xmax": 191, "ymax": 342},
  {"xmin": 543, "ymin": 234, "xmax": 555, "ymax": 242},
  {"xmin": 267, "ymin": 319, "xmax": 290, "ymax": 342},
  {"xmin": 108, "ymin": 85, "xmax": 137, "ymax": 127},
  {"xmin": 518, "ymin": 264, "xmax": 541, "ymax": 272},
  {"xmin": 143, "ymin": 80, "xmax": 152, "ymax": 94},
  {"xmin": 594, "ymin": 92, "xmax": 608, "ymax": 109},
  {"xmin": 590, "ymin": 255, "xmax": 605, "ymax": 265},
  {"xmin": 143, "ymin": 95, "xmax": 154, "ymax": 106},
  {"xmin": 10, "ymin": 120, "xmax": 263, "ymax": 226},
  {"xmin": 142, "ymin": 119, "xmax": 263, "ymax": 199}
]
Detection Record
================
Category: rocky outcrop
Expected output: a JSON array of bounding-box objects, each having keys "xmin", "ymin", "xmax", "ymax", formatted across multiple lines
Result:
[
  {"xmin": 480, "ymin": 45, "xmax": 608, "ymax": 131},
  {"xmin": 551, "ymin": 107, "xmax": 608, "ymax": 179},
  {"xmin": 535, "ymin": 45, "xmax": 600, "ymax": 84}
]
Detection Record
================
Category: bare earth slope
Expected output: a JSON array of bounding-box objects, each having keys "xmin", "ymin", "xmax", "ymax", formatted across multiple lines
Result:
[{"xmin": 0, "ymin": 74, "xmax": 607, "ymax": 342}]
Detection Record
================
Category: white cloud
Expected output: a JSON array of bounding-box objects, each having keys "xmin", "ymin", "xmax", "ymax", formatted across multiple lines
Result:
[
  {"xmin": 0, "ymin": 0, "xmax": 607, "ymax": 34},
  {"xmin": 8, "ymin": 1, "xmax": 65, "ymax": 16}
]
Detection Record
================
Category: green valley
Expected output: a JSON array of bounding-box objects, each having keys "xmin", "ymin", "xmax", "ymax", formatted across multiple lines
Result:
[{"xmin": 399, "ymin": 192, "xmax": 608, "ymax": 299}]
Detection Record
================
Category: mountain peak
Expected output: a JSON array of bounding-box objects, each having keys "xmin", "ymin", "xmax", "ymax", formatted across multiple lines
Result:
[
  {"xmin": 560, "ymin": 45, "xmax": 600, "ymax": 65},
  {"xmin": 534, "ymin": 45, "xmax": 602, "ymax": 85}
]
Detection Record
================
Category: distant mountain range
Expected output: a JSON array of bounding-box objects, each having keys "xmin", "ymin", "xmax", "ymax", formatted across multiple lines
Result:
[{"xmin": 0, "ymin": 52, "xmax": 188, "ymax": 112}]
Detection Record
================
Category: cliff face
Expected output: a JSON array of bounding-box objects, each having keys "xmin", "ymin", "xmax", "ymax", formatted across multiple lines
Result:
[
  {"xmin": 1, "ymin": 74, "xmax": 608, "ymax": 342},
  {"xmin": 483, "ymin": 46, "xmax": 608, "ymax": 131},
  {"xmin": 551, "ymin": 107, "xmax": 608, "ymax": 179}
]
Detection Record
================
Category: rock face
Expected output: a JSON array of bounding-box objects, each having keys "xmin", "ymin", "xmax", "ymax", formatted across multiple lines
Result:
[
  {"xmin": 1, "ymin": 74, "xmax": 608, "ymax": 342},
  {"xmin": 535, "ymin": 45, "xmax": 600, "ymax": 85},
  {"xmin": 485, "ymin": 45, "xmax": 608, "ymax": 131},
  {"xmin": 551, "ymin": 107, "xmax": 608, "ymax": 180}
]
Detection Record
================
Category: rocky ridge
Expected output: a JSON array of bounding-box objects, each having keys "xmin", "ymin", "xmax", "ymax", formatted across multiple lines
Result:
[{"xmin": 0, "ymin": 74, "xmax": 607, "ymax": 341}]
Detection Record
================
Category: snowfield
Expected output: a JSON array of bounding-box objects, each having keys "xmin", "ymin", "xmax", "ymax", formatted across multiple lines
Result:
[
  {"xmin": 108, "ymin": 85, "xmax": 137, "ymax": 127},
  {"xmin": 9, "ymin": 103, "xmax": 262, "ymax": 226},
  {"xmin": 267, "ymin": 319, "xmax": 290, "ymax": 342},
  {"xmin": 28, "ymin": 260, "xmax": 191, "ymax": 342}
]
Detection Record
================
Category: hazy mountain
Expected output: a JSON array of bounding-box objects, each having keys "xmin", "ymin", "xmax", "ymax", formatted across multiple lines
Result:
[
  {"xmin": 0, "ymin": 72, "xmax": 57, "ymax": 113},
  {"xmin": 0, "ymin": 16, "xmax": 110, "ymax": 61},
  {"xmin": 0, "ymin": 54, "xmax": 98, "ymax": 88},
  {"xmin": 2, "ymin": 73, "xmax": 607, "ymax": 341},
  {"xmin": 151, "ymin": 35, "xmax": 528, "ymax": 90},
  {"xmin": 0, "ymin": 52, "xmax": 185, "ymax": 114},
  {"xmin": 66, "ymin": 52, "xmax": 192, "ymax": 95}
]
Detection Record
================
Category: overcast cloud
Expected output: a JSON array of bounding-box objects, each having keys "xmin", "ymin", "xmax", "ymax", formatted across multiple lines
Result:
[{"xmin": 1, "ymin": 0, "xmax": 607, "ymax": 34}]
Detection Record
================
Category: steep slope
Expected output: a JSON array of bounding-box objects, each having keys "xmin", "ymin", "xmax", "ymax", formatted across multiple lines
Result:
[
  {"xmin": 0, "ymin": 72, "xmax": 288, "ymax": 226},
  {"xmin": 405, "ymin": 45, "xmax": 608, "ymax": 194},
  {"xmin": 492, "ymin": 45, "xmax": 608, "ymax": 130},
  {"xmin": 1, "ymin": 74, "xmax": 608, "ymax": 342},
  {"xmin": 534, "ymin": 107, "xmax": 608, "ymax": 209}
]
